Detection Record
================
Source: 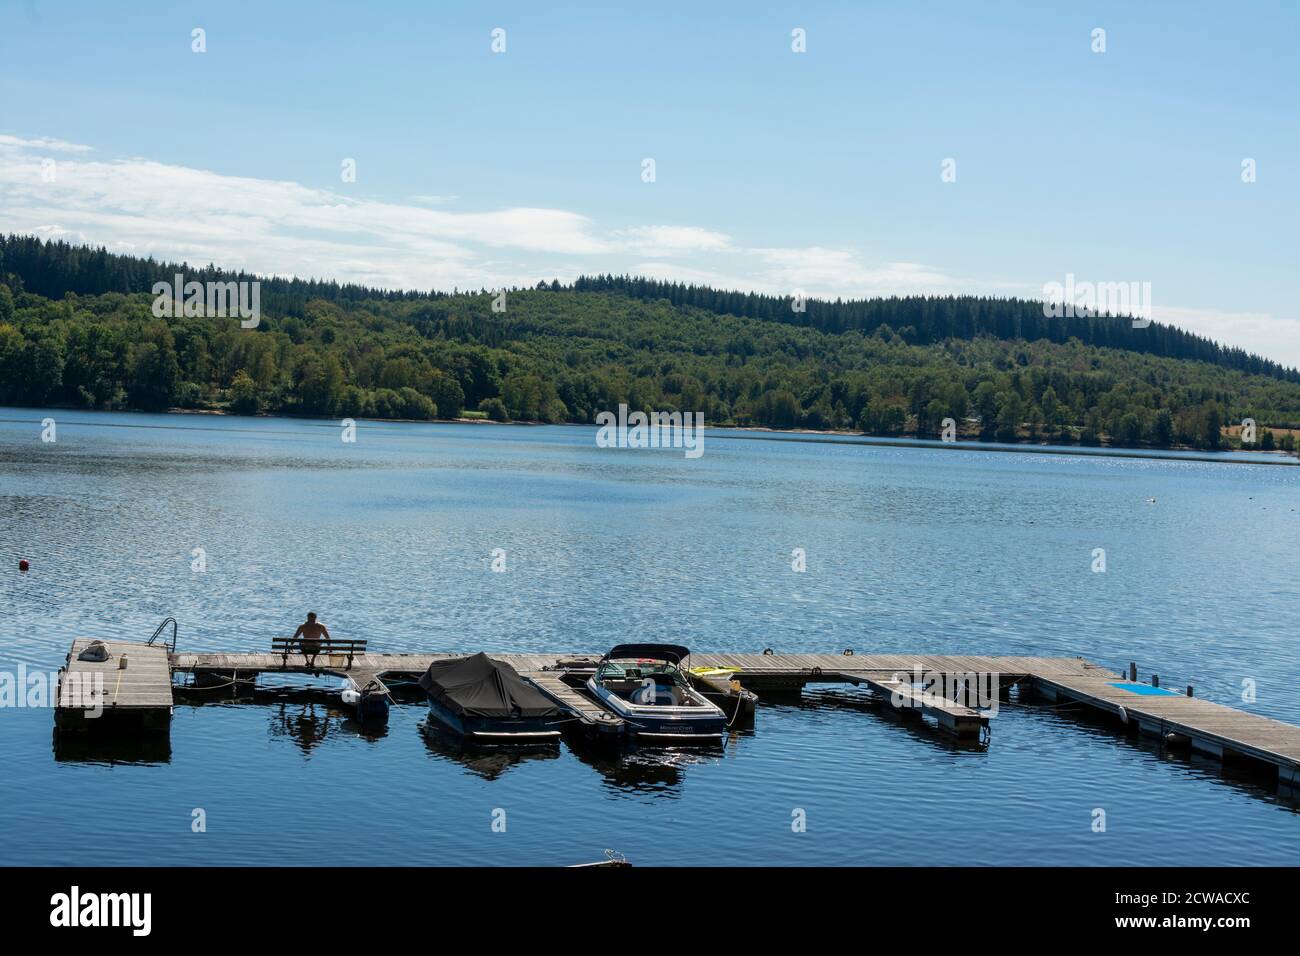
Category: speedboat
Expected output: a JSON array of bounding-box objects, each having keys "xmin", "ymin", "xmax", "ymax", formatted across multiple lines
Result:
[
  {"xmin": 585, "ymin": 644, "xmax": 727, "ymax": 741},
  {"xmin": 418, "ymin": 653, "xmax": 563, "ymax": 743}
]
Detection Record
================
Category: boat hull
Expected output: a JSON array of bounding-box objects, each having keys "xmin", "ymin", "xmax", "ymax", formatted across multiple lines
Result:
[
  {"xmin": 357, "ymin": 694, "xmax": 390, "ymax": 721},
  {"xmin": 424, "ymin": 695, "xmax": 561, "ymax": 744}
]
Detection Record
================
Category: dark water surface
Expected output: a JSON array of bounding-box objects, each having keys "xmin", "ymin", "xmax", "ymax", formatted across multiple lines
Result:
[{"xmin": 1, "ymin": 410, "xmax": 1297, "ymax": 865}]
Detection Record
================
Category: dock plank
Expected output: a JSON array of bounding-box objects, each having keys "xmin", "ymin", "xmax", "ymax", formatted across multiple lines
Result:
[{"xmin": 521, "ymin": 671, "xmax": 624, "ymax": 734}]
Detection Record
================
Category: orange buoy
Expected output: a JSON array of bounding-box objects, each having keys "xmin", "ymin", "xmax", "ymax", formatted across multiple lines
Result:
[{"xmin": 18, "ymin": 559, "xmax": 30, "ymax": 572}]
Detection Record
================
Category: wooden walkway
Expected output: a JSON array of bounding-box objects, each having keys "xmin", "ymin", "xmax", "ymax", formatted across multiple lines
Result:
[
  {"xmin": 1031, "ymin": 670, "xmax": 1300, "ymax": 786},
  {"xmin": 851, "ymin": 673, "xmax": 988, "ymax": 737},
  {"xmin": 52, "ymin": 642, "xmax": 1300, "ymax": 786},
  {"xmin": 521, "ymin": 671, "xmax": 624, "ymax": 735},
  {"xmin": 687, "ymin": 652, "xmax": 1098, "ymax": 683}
]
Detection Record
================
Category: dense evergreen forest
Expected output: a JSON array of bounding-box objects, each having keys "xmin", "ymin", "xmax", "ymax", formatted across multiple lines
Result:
[{"xmin": 2, "ymin": 234, "xmax": 1299, "ymax": 452}]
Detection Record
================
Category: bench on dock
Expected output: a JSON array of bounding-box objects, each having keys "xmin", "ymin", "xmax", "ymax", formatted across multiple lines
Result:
[{"xmin": 271, "ymin": 637, "xmax": 367, "ymax": 669}]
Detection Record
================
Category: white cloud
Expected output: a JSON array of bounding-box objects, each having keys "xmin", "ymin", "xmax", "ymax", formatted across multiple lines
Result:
[
  {"xmin": 750, "ymin": 247, "xmax": 1015, "ymax": 298},
  {"xmin": 1155, "ymin": 306, "xmax": 1300, "ymax": 370},
  {"xmin": 0, "ymin": 137, "xmax": 608, "ymax": 288},
  {"xmin": 0, "ymin": 134, "xmax": 94, "ymax": 153},
  {"xmin": 7, "ymin": 134, "xmax": 1292, "ymax": 367},
  {"xmin": 615, "ymin": 225, "xmax": 733, "ymax": 257},
  {"xmin": 0, "ymin": 135, "xmax": 996, "ymax": 298}
]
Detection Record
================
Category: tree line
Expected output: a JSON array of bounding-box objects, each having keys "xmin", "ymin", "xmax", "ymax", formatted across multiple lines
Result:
[{"xmin": 1, "ymin": 235, "xmax": 1298, "ymax": 453}]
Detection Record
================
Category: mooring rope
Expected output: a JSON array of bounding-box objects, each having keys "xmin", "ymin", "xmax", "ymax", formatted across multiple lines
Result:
[
  {"xmin": 726, "ymin": 689, "xmax": 752, "ymax": 728},
  {"xmin": 177, "ymin": 673, "xmax": 247, "ymax": 691}
]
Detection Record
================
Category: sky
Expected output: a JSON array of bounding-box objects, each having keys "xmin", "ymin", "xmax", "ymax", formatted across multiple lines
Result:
[{"xmin": 1, "ymin": 1, "xmax": 1298, "ymax": 365}]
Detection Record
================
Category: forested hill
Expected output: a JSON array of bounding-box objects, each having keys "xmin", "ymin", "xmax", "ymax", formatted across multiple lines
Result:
[
  {"xmin": 573, "ymin": 275, "xmax": 1298, "ymax": 383},
  {"xmin": 2, "ymin": 233, "xmax": 1300, "ymax": 453},
  {"xmin": 3, "ymin": 234, "xmax": 1295, "ymax": 383},
  {"xmin": 0, "ymin": 234, "xmax": 435, "ymax": 311}
]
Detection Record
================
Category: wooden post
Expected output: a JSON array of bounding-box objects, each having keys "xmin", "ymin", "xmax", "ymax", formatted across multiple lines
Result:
[
  {"xmin": 1187, "ymin": 685, "xmax": 1194, "ymax": 697},
  {"xmin": 1129, "ymin": 662, "xmax": 1137, "ymax": 681},
  {"xmin": 1152, "ymin": 674, "xmax": 1159, "ymax": 688}
]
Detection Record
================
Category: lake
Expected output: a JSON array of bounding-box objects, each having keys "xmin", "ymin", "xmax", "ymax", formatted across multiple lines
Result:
[{"xmin": 1, "ymin": 409, "xmax": 1297, "ymax": 866}]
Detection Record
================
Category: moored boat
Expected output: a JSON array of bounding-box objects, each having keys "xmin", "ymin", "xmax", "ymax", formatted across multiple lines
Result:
[
  {"xmin": 418, "ymin": 653, "xmax": 563, "ymax": 743},
  {"xmin": 340, "ymin": 677, "xmax": 390, "ymax": 722},
  {"xmin": 586, "ymin": 644, "xmax": 727, "ymax": 741}
]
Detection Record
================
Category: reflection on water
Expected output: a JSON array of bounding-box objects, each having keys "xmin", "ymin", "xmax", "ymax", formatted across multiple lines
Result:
[
  {"xmin": 566, "ymin": 736, "xmax": 726, "ymax": 796},
  {"xmin": 1010, "ymin": 692, "xmax": 1300, "ymax": 813},
  {"xmin": 790, "ymin": 689, "xmax": 990, "ymax": 754},
  {"xmin": 419, "ymin": 721, "xmax": 560, "ymax": 780},
  {"xmin": 269, "ymin": 702, "xmax": 332, "ymax": 754},
  {"xmin": 52, "ymin": 727, "xmax": 172, "ymax": 765},
  {"xmin": 266, "ymin": 702, "xmax": 389, "ymax": 753}
]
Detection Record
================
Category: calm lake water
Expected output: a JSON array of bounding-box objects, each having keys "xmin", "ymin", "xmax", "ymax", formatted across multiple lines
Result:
[{"xmin": 1, "ymin": 409, "xmax": 1298, "ymax": 866}]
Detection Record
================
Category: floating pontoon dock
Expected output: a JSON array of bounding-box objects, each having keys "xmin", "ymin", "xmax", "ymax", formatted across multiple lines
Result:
[
  {"xmin": 55, "ymin": 642, "xmax": 1300, "ymax": 788},
  {"xmin": 56, "ymin": 638, "xmax": 174, "ymax": 730}
]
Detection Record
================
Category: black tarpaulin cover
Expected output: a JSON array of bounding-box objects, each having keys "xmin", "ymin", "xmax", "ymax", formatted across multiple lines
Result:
[{"xmin": 418, "ymin": 653, "xmax": 562, "ymax": 718}]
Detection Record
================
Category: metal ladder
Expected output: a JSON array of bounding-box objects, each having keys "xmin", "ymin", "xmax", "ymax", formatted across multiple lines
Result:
[{"xmin": 146, "ymin": 617, "xmax": 178, "ymax": 653}]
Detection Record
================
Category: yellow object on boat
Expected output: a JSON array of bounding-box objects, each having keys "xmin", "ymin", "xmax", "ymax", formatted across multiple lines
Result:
[{"xmin": 690, "ymin": 666, "xmax": 739, "ymax": 677}]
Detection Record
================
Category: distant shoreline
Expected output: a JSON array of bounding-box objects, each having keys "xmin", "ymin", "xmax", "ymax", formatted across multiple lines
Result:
[
  {"xmin": 2, "ymin": 405, "xmax": 1296, "ymax": 467},
  {"xmin": 706, "ymin": 429, "xmax": 1300, "ymax": 466}
]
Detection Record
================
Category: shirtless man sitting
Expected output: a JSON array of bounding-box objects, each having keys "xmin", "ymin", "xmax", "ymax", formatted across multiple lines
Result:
[{"xmin": 292, "ymin": 612, "xmax": 330, "ymax": 665}]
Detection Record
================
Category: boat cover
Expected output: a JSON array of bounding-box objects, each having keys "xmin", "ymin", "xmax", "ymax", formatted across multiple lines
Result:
[{"xmin": 418, "ymin": 653, "xmax": 561, "ymax": 718}]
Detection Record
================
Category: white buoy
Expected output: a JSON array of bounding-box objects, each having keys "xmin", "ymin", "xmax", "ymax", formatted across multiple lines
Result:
[{"xmin": 1117, "ymin": 704, "xmax": 1129, "ymax": 725}]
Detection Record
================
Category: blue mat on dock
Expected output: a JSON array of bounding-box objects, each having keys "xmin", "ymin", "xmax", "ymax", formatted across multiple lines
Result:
[{"xmin": 1109, "ymin": 682, "xmax": 1178, "ymax": 696}]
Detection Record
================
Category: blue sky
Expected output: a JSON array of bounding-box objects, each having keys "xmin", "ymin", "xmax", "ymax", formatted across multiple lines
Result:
[{"xmin": 2, "ymin": 1, "xmax": 1298, "ymax": 363}]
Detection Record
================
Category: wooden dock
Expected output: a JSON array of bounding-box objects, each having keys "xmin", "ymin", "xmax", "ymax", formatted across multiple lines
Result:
[
  {"xmin": 851, "ymin": 673, "xmax": 988, "ymax": 737},
  {"xmin": 1030, "ymin": 670, "xmax": 1300, "ymax": 786},
  {"xmin": 53, "ymin": 642, "xmax": 1300, "ymax": 788},
  {"xmin": 57, "ymin": 638, "xmax": 173, "ymax": 729}
]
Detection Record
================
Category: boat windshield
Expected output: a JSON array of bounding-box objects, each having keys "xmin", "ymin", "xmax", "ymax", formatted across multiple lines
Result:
[{"xmin": 598, "ymin": 659, "xmax": 683, "ymax": 682}]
